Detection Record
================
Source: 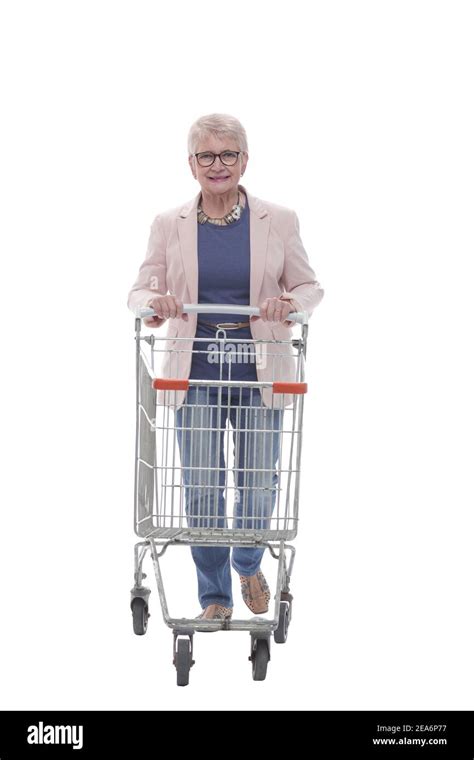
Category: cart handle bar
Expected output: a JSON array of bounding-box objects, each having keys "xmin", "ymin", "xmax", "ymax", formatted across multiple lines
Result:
[
  {"xmin": 137, "ymin": 303, "xmax": 308, "ymax": 325},
  {"xmin": 152, "ymin": 378, "xmax": 307, "ymax": 394}
]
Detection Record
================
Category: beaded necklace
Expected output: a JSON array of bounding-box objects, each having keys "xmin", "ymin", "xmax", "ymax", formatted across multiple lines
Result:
[{"xmin": 197, "ymin": 190, "xmax": 245, "ymax": 226}]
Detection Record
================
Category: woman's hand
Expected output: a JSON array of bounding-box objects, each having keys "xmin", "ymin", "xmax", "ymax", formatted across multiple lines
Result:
[
  {"xmin": 143, "ymin": 295, "xmax": 189, "ymax": 327},
  {"xmin": 251, "ymin": 297, "xmax": 293, "ymax": 324}
]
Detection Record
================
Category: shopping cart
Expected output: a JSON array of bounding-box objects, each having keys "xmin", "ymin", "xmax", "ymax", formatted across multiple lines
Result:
[{"xmin": 130, "ymin": 303, "xmax": 309, "ymax": 685}]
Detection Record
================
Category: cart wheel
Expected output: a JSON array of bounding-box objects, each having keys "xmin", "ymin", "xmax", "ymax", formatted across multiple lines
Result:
[
  {"xmin": 176, "ymin": 638, "xmax": 192, "ymax": 687},
  {"xmin": 251, "ymin": 638, "xmax": 270, "ymax": 681},
  {"xmin": 131, "ymin": 598, "xmax": 149, "ymax": 635},
  {"xmin": 274, "ymin": 601, "xmax": 291, "ymax": 644}
]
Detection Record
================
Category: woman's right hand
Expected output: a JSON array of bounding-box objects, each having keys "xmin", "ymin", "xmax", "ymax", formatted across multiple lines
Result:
[{"xmin": 143, "ymin": 295, "xmax": 189, "ymax": 327}]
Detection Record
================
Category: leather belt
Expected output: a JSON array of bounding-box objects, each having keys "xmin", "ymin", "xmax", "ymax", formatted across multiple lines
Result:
[{"xmin": 198, "ymin": 320, "xmax": 250, "ymax": 330}]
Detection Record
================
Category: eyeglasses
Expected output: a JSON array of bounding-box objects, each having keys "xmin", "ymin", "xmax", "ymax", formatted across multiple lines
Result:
[{"xmin": 194, "ymin": 150, "xmax": 241, "ymax": 167}]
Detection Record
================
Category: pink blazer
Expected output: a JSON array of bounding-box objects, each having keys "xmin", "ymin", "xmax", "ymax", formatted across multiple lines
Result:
[{"xmin": 127, "ymin": 183, "xmax": 324, "ymax": 408}]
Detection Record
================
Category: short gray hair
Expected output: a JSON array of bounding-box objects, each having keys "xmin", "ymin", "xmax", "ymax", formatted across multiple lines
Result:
[{"xmin": 187, "ymin": 113, "xmax": 249, "ymax": 156}]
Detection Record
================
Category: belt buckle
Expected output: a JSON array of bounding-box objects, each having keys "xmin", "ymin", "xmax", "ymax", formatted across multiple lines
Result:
[{"xmin": 215, "ymin": 321, "xmax": 239, "ymax": 330}]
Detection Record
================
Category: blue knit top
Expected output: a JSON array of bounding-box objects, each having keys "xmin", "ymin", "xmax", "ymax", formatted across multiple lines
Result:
[{"xmin": 189, "ymin": 197, "xmax": 258, "ymax": 386}]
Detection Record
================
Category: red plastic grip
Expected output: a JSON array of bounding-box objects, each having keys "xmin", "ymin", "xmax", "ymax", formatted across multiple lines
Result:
[
  {"xmin": 152, "ymin": 378, "xmax": 190, "ymax": 391},
  {"xmin": 272, "ymin": 382, "xmax": 308, "ymax": 394}
]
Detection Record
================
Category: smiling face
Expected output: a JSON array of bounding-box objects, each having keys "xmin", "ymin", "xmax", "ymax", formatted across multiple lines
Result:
[{"xmin": 188, "ymin": 133, "xmax": 248, "ymax": 197}]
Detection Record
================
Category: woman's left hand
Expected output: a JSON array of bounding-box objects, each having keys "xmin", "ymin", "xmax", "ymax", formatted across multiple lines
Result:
[{"xmin": 252, "ymin": 297, "xmax": 293, "ymax": 323}]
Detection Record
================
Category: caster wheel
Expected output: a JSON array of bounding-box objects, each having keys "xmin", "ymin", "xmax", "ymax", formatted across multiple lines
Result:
[
  {"xmin": 274, "ymin": 601, "xmax": 291, "ymax": 643},
  {"xmin": 131, "ymin": 597, "xmax": 149, "ymax": 635},
  {"xmin": 250, "ymin": 638, "xmax": 270, "ymax": 681},
  {"xmin": 175, "ymin": 638, "xmax": 193, "ymax": 687}
]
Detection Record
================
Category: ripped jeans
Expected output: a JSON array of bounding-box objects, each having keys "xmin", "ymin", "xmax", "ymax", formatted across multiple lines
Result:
[{"xmin": 175, "ymin": 385, "xmax": 283, "ymax": 609}]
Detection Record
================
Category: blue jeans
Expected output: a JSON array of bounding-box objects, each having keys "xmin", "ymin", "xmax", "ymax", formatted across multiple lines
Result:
[{"xmin": 175, "ymin": 386, "xmax": 283, "ymax": 609}]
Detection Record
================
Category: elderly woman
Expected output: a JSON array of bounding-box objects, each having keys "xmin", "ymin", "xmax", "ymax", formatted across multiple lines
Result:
[{"xmin": 128, "ymin": 113, "xmax": 324, "ymax": 624}]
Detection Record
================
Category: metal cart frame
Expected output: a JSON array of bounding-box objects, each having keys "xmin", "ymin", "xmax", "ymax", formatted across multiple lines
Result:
[{"xmin": 130, "ymin": 304, "xmax": 309, "ymax": 685}]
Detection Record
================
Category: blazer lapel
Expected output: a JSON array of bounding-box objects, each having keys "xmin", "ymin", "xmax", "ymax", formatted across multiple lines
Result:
[
  {"xmin": 247, "ymin": 189, "xmax": 270, "ymax": 307},
  {"xmin": 177, "ymin": 193, "xmax": 199, "ymax": 303},
  {"xmin": 176, "ymin": 183, "xmax": 269, "ymax": 307}
]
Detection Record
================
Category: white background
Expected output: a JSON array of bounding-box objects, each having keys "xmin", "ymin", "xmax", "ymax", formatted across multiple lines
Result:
[{"xmin": 1, "ymin": 0, "xmax": 473, "ymax": 710}]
